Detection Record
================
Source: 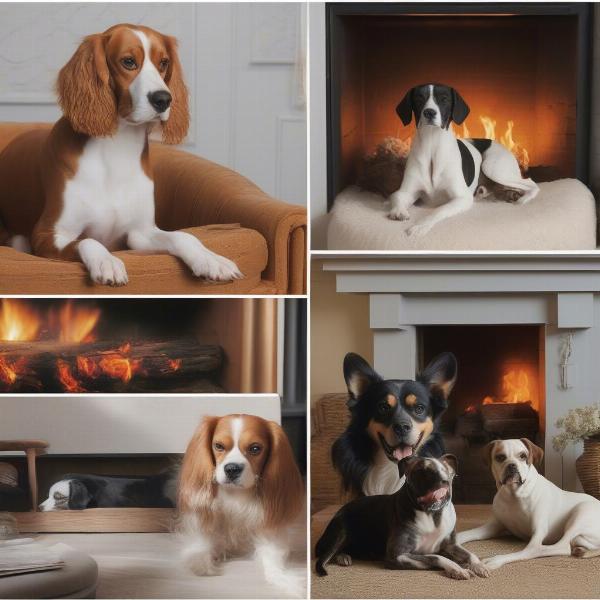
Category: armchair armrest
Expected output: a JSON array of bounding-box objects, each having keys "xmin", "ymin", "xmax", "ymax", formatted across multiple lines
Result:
[{"xmin": 151, "ymin": 144, "xmax": 307, "ymax": 294}]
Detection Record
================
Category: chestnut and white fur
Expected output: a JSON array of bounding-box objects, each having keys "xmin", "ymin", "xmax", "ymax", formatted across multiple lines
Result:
[
  {"xmin": 0, "ymin": 24, "xmax": 241, "ymax": 285},
  {"xmin": 457, "ymin": 438, "xmax": 600, "ymax": 570},
  {"xmin": 178, "ymin": 414, "xmax": 305, "ymax": 597},
  {"xmin": 389, "ymin": 83, "xmax": 539, "ymax": 237}
]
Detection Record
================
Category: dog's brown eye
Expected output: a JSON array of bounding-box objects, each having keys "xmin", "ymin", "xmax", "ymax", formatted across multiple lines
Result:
[
  {"xmin": 214, "ymin": 442, "xmax": 225, "ymax": 452},
  {"xmin": 54, "ymin": 492, "xmax": 65, "ymax": 500},
  {"xmin": 495, "ymin": 453, "xmax": 506, "ymax": 462},
  {"xmin": 248, "ymin": 444, "xmax": 262, "ymax": 455},
  {"xmin": 159, "ymin": 58, "xmax": 170, "ymax": 72},
  {"xmin": 414, "ymin": 404, "xmax": 425, "ymax": 415},
  {"xmin": 121, "ymin": 57, "xmax": 138, "ymax": 70},
  {"xmin": 378, "ymin": 402, "xmax": 391, "ymax": 413},
  {"xmin": 519, "ymin": 452, "xmax": 527, "ymax": 460}
]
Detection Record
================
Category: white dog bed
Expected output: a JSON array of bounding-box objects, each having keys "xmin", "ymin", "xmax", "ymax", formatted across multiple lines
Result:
[{"xmin": 327, "ymin": 179, "xmax": 597, "ymax": 250}]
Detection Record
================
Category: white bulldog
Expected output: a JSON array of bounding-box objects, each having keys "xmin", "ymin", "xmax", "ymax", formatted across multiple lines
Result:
[{"xmin": 457, "ymin": 438, "xmax": 600, "ymax": 569}]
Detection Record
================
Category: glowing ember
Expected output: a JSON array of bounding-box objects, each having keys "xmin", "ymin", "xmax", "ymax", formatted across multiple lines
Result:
[
  {"xmin": 168, "ymin": 358, "xmax": 182, "ymax": 371},
  {"xmin": 0, "ymin": 299, "xmax": 41, "ymax": 341},
  {"xmin": 76, "ymin": 356, "xmax": 100, "ymax": 379},
  {"xmin": 57, "ymin": 359, "xmax": 87, "ymax": 393},
  {"xmin": 55, "ymin": 301, "xmax": 100, "ymax": 343},
  {"xmin": 98, "ymin": 355, "xmax": 143, "ymax": 383},
  {"xmin": 0, "ymin": 357, "xmax": 27, "ymax": 386}
]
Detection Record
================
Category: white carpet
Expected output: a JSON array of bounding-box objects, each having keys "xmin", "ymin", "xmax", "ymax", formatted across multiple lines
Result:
[
  {"xmin": 328, "ymin": 179, "xmax": 597, "ymax": 250},
  {"xmin": 34, "ymin": 519, "xmax": 306, "ymax": 599}
]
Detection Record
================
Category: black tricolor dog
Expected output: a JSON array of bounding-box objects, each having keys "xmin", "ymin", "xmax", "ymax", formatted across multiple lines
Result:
[
  {"xmin": 332, "ymin": 352, "xmax": 457, "ymax": 497},
  {"xmin": 39, "ymin": 472, "xmax": 176, "ymax": 510},
  {"xmin": 315, "ymin": 455, "xmax": 489, "ymax": 580}
]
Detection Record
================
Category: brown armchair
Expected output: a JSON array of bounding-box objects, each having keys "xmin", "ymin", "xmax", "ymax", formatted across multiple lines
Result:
[{"xmin": 0, "ymin": 123, "xmax": 306, "ymax": 294}]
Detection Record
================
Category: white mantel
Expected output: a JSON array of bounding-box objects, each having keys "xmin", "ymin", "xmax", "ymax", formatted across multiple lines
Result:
[{"xmin": 320, "ymin": 254, "xmax": 600, "ymax": 492}]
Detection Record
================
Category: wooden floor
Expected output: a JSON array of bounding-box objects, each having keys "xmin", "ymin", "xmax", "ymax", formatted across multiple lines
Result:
[{"xmin": 38, "ymin": 519, "xmax": 306, "ymax": 599}]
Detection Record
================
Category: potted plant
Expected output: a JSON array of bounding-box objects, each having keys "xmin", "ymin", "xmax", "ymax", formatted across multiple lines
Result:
[{"xmin": 553, "ymin": 404, "xmax": 600, "ymax": 499}]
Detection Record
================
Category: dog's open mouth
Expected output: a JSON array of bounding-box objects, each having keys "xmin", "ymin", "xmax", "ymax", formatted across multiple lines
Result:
[
  {"xmin": 378, "ymin": 431, "xmax": 424, "ymax": 463},
  {"xmin": 417, "ymin": 484, "xmax": 449, "ymax": 508}
]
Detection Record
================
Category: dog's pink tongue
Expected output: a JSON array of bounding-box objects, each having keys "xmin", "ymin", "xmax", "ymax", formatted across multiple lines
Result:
[
  {"xmin": 418, "ymin": 486, "xmax": 448, "ymax": 504},
  {"xmin": 393, "ymin": 445, "xmax": 413, "ymax": 461}
]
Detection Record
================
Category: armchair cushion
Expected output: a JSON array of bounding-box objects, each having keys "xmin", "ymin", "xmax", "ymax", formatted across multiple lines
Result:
[{"xmin": 0, "ymin": 123, "xmax": 305, "ymax": 294}]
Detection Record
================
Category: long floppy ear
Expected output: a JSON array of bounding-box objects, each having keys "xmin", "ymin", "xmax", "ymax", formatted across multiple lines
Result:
[
  {"xmin": 343, "ymin": 353, "xmax": 382, "ymax": 407},
  {"xmin": 417, "ymin": 352, "xmax": 457, "ymax": 416},
  {"xmin": 177, "ymin": 416, "xmax": 218, "ymax": 519},
  {"xmin": 161, "ymin": 35, "xmax": 190, "ymax": 145},
  {"xmin": 56, "ymin": 34, "xmax": 117, "ymax": 137},
  {"xmin": 520, "ymin": 438, "xmax": 544, "ymax": 468},
  {"xmin": 68, "ymin": 480, "xmax": 91, "ymax": 510},
  {"xmin": 482, "ymin": 440, "xmax": 498, "ymax": 469},
  {"xmin": 395, "ymin": 88, "xmax": 414, "ymax": 126},
  {"xmin": 451, "ymin": 88, "xmax": 470, "ymax": 125},
  {"xmin": 260, "ymin": 420, "xmax": 304, "ymax": 530}
]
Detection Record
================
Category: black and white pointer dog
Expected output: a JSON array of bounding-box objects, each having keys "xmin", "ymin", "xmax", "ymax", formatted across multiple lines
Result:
[
  {"xmin": 389, "ymin": 83, "xmax": 539, "ymax": 236},
  {"xmin": 39, "ymin": 472, "xmax": 176, "ymax": 510},
  {"xmin": 315, "ymin": 455, "xmax": 489, "ymax": 579},
  {"xmin": 332, "ymin": 352, "xmax": 457, "ymax": 497}
]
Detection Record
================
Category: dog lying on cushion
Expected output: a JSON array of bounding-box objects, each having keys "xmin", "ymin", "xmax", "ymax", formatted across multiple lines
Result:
[
  {"xmin": 388, "ymin": 83, "xmax": 539, "ymax": 236},
  {"xmin": 315, "ymin": 455, "xmax": 489, "ymax": 579}
]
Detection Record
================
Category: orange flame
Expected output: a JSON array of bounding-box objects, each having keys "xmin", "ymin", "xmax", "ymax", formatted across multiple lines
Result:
[
  {"xmin": 56, "ymin": 301, "xmax": 100, "ymax": 343},
  {"xmin": 455, "ymin": 116, "xmax": 530, "ymax": 170},
  {"xmin": 0, "ymin": 300, "xmax": 41, "ymax": 341},
  {"xmin": 98, "ymin": 355, "xmax": 143, "ymax": 383},
  {"xmin": 168, "ymin": 358, "xmax": 182, "ymax": 371},
  {"xmin": 0, "ymin": 356, "xmax": 27, "ymax": 386}
]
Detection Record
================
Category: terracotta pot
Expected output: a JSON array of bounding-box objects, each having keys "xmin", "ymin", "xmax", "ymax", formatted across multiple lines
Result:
[{"xmin": 575, "ymin": 436, "xmax": 600, "ymax": 499}]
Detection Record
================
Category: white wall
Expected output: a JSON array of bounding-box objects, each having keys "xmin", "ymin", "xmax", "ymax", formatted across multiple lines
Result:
[{"xmin": 0, "ymin": 2, "xmax": 306, "ymax": 205}]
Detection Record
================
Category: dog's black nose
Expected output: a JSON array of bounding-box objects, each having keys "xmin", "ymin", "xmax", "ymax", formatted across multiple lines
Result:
[
  {"xmin": 224, "ymin": 463, "xmax": 244, "ymax": 481},
  {"xmin": 506, "ymin": 463, "xmax": 518, "ymax": 472},
  {"xmin": 393, "ymin": 421, "xmax": 412, "ymax": 436},
  {"xmin": 422, "ymin": 108, "xmax": 436, "ymax": 120},
  {"xmin": 148, "ymin": 90, "xmax": 172, "ymax": 113}
]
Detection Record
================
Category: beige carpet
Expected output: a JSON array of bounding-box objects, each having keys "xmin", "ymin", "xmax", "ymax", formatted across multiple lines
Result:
[
  {"xmin": 327, "ymin": 179, "xmax": 597, "ymax": 250},
  {"xmin": 311, "ymin": 505, "xmax": 600, "ymax": 599}
]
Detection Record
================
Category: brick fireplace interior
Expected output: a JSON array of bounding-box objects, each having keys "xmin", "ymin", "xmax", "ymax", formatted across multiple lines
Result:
[
  {"xmin": 328, "ymin": 6, "xmax": 589, "ymax": 203},
  {"xmin": 419, "ymin": 324, "xmax": 546, "ymax": 503}
]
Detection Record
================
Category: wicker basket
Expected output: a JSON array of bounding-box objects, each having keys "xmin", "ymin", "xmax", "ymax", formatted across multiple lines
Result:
[{"xmin": 575, "ymin": 436, "xmax": 600, "ymax": 499}]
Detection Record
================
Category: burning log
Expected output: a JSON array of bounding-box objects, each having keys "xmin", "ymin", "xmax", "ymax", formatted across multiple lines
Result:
[{"xmin": 0, "ymin": 339, "xmax": 223, "ymax": 393}]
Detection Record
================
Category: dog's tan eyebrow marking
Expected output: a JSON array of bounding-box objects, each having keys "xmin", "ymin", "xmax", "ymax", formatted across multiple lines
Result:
[
  {"xmin": 386, "ymin": 394, "xmax": 397, "ymax": 408},
  {"xmin": 404, "ymin": 394, "xmax": 417, "ymax": 406}
]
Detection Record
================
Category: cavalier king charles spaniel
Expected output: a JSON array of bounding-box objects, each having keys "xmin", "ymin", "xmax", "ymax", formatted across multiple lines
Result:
[{"xmin": 178, "ymin": 414, "xmax": 305, "ymax": 596}]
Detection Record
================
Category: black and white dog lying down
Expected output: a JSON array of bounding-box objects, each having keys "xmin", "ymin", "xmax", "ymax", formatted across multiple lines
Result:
[
  {"xmin": 315, "ymin": 455, "xmax": 489, "ymax": 579},
  {"xmin": 39, "ymin": 472, "xmax": 176, "ymax": 511},
  {"xmin": 389, "ymin": 83, "xmax": 539, "ymax": 236}
]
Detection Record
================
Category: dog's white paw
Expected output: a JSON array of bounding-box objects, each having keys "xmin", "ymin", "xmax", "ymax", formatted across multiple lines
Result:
[
  {"xmin": 406, "ymin": 222, "xmax": 432, "ymax": 237},
  {"xmin": 183, "ymin": 550, "xmax": 223, "ymax": 577},
  {"xmin": 189, "ymin": 252, "xmax": 243, "ymax": 282},
  {"xmin": 482, "ymin": 556, "xmax": 505, "ymax": 571},
  {"xmin": 468, "ymin": 561, "xmax": 490, "ymax": 578},
  {"xmin": 79, "ymin": 239, "xmax": 129, "ymax": 286},
  {"xmin": 446, "ymin": 566, "xmax": 473, "ymax": 580},
  {"xmin": 388, "ymin": 207, "xmax": 410, "ymax": 221}
]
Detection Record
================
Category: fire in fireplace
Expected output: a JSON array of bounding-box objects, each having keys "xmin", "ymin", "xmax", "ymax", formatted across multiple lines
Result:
[
  {"xmin": 419, "ymin": 324, "xmax": 545, "ymax": 502},
  {"xmin": 0, "ymin": 299, "xmax": 222, "ymax": 393},
  {"xmin": 327, "ymin": 3, "xmax": 591, "ymax": 205}
]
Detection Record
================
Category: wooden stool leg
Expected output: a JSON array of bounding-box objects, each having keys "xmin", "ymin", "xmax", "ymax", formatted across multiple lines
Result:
[{"xmin": 25, "ymin": 449, "xmax": 38, "ymax": 512}]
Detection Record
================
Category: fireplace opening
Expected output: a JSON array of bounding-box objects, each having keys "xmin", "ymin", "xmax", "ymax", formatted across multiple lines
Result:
[
  {"xmin": 0, "ymin": 298, "xmax": 276, "ymax": 394},
  {"xmin": 327, "ymin": 4, "xmax": 591, "ymax": 206},
  {"xmin": 419, "ymin": 324, "xmax": 545, "ymax": 503}
]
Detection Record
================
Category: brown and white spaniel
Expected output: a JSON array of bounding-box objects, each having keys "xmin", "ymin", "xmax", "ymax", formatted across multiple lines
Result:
[
  {"xmin": 178, "ymin": 414, "xmax": 305, "ymax": 597},
  {"xmin": 0, "ymin": 24, "xmax": 241, "ymax": 285}
]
